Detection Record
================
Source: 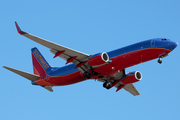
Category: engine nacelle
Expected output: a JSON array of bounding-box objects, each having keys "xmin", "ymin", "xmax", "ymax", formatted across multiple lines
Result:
[
  {"xmin": 121, "ymin": 71, "xmax": 142, "ymax": 84},
  {"xmin": 88, "ymin": 52, "xmax": 109, "ymax": 66}
]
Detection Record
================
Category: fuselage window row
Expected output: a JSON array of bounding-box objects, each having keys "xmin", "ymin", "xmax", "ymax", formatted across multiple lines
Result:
[{"xmin": 111, "ymin": 42, "xmax": 150, "ymax": 55}]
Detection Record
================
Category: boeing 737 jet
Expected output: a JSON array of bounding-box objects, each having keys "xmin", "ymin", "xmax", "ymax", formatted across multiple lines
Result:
[{"xmin": 3, "ymin": 22, "xmax": 178, "ymax": 96}]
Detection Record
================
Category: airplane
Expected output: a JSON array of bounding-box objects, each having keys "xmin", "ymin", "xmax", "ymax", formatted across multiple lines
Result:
[{"xmin": 3, "ymin": 22, "xmax": 178, "ymax": 96}]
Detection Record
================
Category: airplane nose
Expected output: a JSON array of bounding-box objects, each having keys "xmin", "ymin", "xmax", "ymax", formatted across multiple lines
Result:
[{"xmin": 170, "ymin": 41, "xmax": 178, "ymax": 51}]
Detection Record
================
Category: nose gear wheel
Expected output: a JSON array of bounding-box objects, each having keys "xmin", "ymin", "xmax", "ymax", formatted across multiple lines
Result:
[{"xmin": 158, "ymin": 58, "xmax": 162, "ymax": 64}]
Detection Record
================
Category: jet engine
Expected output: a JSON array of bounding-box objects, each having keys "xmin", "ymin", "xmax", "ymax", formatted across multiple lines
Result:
[
  {"xmin": 121, "ymin": 71, "xmax": 142, "ymax": 84},
  {"xmin": 88, "ymin": 52, "xmax": 109, "ymax": 66}
]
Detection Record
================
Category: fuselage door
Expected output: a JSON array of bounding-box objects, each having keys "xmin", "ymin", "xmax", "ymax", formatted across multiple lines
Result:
[{"xmin": 151, "ymin": 39, "xmax": 156, "ymax": 47}]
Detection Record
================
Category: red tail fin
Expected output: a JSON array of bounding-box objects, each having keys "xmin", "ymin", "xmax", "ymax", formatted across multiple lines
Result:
[{"xmin": 31, "ymin": 47, "xmax": 52, "ymax": 75}]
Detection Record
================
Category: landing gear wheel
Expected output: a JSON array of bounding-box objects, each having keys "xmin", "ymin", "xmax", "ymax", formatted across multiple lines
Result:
[
  {"xmin": 158, "ymin": 58, "xmax": 162, "ymax": 64},
  {"xmin": 106, "ymin": 84, "xmax": 111, "ymax": 89},
  {"xmin": 83, "ymin": 72, "xmax": 91, "ymax": 79},
  {"xmin": 103, "ymin": 82, "xmax": 111, "ymax": 89},
  {"xmin": 103, "ymin": 82, "xmax": 107, "ymax": 88}
]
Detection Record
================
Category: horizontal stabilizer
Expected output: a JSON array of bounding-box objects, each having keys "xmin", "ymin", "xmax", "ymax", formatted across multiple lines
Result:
[
  {"xmin": 3, "ymin": 66, "xmax": 40, "ymax": 81},
  {"xmin": 43, "ymin": 86, "xmax": 53, "ymax": 92}
]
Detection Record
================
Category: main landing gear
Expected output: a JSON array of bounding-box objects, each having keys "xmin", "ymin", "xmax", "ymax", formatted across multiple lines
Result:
[
  {"xmin": 83, "ymin": 72, "xmax": 91, "ymax": 79},
  {"xmin": 83, "ymin": 67, "xmax": 99, "ymax": 79},
  {"xmin": 103, "ymin": 82, "xmax": 111, "ymax": 89}
]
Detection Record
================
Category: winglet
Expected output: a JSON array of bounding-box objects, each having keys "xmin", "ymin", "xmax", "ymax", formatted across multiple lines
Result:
[{"xmin": 15, "ymin": 22, "xmax": 26, "ymax": 35}]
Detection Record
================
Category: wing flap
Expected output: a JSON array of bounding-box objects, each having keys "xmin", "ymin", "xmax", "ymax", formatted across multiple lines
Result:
[
  {"xmin": 23, "ymin": 33, "xmax": 90, "ymax": 61},
  {"xmin": 123, "ymin": 83, "xmax": 140, "ymax": 96}
]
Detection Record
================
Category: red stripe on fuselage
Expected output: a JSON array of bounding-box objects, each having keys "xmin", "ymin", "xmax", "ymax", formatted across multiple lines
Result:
[
  {"xmin": 46, "ymin": 71, "xmax": 86, "ymax": 86},
  {"xmin": 43, "ymin": 48, "xmax": 171, "ymax": 86},
  {"xmin": 93, "ymin": 48, "xmax": 171, "ymax": 77}
]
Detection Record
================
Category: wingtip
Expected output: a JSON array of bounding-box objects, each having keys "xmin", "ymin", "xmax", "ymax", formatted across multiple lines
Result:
[
  {"xmin": 15, "ymin": 21, "xmax": 26, "ymax": 35},
  {"xmin": 3, "ymin": 66, "xmax": 8, "ymax": 69}
]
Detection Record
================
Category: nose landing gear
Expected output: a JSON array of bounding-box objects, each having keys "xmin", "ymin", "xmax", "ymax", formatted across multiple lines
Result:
[
  {"xmin": 157, "ymin": 53, "xmax": 169, "ymax": 64},
  {"xmin": 158, "ymin": 58, "xmax": 162, "ymax": 64}
]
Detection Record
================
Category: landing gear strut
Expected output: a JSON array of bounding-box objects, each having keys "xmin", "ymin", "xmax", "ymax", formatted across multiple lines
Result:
[
  {"xmin": 158, "ymin": 53, "xmax": 169, "ymax": 64},
  {"xmin": 103, "ymin": 82, "xmax": 111, "ymax": 89},
  {"xmin": 90, "ymin": 67, "xmax": 99, "ymax": 75},
  {"xmin": 158, "ymin": 58, "xmax": 162, "ymax": 64}
]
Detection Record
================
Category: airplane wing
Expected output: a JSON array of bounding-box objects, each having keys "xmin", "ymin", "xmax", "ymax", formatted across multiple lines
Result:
[
  {"xmin": 98, "ymin": 69, "xmax": 140, "ymax": 96},
  {"xmin": 15, "ymin": 22, "xmax": 91, "ymax": 72}
]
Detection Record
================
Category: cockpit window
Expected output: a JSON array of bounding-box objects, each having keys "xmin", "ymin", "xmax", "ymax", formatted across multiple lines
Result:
[{"xmin": 161, "ymin": 38, "xmax": 170, "ymax": 41}]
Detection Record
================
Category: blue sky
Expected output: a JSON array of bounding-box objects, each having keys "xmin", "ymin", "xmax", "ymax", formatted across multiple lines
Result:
[{"xmin": 1, "ymin": 0, "xmax": 180, "ymax": 120}]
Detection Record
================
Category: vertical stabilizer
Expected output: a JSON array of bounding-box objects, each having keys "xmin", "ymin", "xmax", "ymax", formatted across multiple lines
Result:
[{"xmin": 31, "ymin": 47, "xmax": 52, "ymax": 75}]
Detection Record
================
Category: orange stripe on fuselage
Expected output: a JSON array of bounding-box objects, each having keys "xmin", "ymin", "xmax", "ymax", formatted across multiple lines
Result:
[
  {"xmin": 35, "ymin": 79, "xmax": 51, "ymax": 86},
  {"xmin": 45, "ymin": 71, "xmax": 86, "ymax": 86}
]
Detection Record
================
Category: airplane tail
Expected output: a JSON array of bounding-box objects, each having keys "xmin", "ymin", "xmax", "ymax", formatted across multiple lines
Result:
[
  {"xmin": 31, "ymin": 47, "xmax": 52, "ymax": 75},
  {"xmin": 3, "ymin": 47, "xmax": 53, "ymax": 92},
  {"xmin": 3, "ymin": 66, "xmax": 53, "ymax": 92}
]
